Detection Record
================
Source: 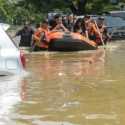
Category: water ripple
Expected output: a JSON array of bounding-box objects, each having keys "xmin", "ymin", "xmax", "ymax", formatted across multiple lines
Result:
[{"xmin": 82, "ymin": 113, "xmax": 117, "ymax": 120}]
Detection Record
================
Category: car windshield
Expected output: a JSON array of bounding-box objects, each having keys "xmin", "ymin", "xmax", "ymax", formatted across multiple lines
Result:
[
  {"xmin": 6, "ymin": 31, "xmax": 19, "ymax": 49},
  {"xmin": 0, "ymin": 26, "xmax": 18, "ymax": 49}
]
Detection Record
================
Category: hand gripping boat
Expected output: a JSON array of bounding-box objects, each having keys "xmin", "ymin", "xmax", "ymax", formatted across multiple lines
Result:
[{"xmin": 48, "ymin": 31, "xmax": 97, "ymax": 51}]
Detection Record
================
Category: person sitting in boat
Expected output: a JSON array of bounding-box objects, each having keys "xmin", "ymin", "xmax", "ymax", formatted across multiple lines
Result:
[
  {"xmin": 49, "ymin": 14, "xmax": 69, "ymax": 32},
  {"xmin": 73, "ymin": 18, "xmax": 83, "ymax": 34},
  {"xmin": 32, "ymin": 20, "xmax": 50, "ymax": 51},
  {"xmin": 63, "ymin": 14, "xmax": 75, "ymax": 31}
]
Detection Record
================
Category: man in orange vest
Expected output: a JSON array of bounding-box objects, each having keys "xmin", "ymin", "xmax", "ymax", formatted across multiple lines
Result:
[
  {"xmin": 83, "ymin": 16, "xmax": 103, "ymax": 45},
  {"xmin": 33, "ymin": 20, "xmax": 50, "ymax": 51}
]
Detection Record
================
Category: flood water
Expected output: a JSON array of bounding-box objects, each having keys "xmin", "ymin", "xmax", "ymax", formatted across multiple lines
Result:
[{"xmin": 1, "ymin": 41, "xmax": 125, "ymax": 125}]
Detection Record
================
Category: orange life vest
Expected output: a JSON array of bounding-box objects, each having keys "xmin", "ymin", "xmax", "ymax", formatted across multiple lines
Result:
[
  {"xmin": 48, "ymin": 31, "xmax": 63, "ymax": 40},
  {"xmin": 33, "ymin": 28, "xmax": 49, "ymax": 48},
  {"xmin": 88, "ymin": 23, "xmax": 99, "ymax": 37}
]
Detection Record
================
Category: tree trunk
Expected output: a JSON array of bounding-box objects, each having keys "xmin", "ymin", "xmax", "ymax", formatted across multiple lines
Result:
[
  {"xmin": 64, "ymin": 0, "xmax": 87, "ymax": 15},
  {"xmin": 77, "ymin": 0, "xmax": 87, "ymax": 15}
]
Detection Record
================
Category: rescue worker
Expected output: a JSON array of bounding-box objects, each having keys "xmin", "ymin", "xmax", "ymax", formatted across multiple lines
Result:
[
  {"xmin": 88, "ymin": 19, "xmax": 100, "ymax": 42},
  {"xmin": 96, "ymin": 17, "xmax": 110, "ymax": 45},
  {"xmin": 82, "ymin": 15, "xmax": 102, "ymax": 45},
  {"xmin": 33, "ymin": 20, "xmax": 50, "ymax": 51},
  {"xmin": 81, "ymin": 15, "xmax": 92, "ymax": 38},
  {"xmin": 35, "ymin": 23, "xmax": 41, "ymax": 30}
]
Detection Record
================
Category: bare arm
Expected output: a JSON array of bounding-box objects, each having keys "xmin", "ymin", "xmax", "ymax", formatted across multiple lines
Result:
[{"xmin": 51, "ymin": 24, "xmax": 69, "ymax": 32}]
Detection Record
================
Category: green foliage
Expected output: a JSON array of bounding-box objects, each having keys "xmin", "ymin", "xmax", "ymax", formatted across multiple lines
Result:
[
  {"xmin": 85, "ymin": 0, "xmax": 119, "ymax": 14},
  {"xmin": 0, "ymin": 0, "xmax": 124, "ymax": 24}
]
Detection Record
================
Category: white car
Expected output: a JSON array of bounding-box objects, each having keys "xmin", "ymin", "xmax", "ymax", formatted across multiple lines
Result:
[{"xmin": 0, "ymin": 24, "xmax": 25, "ymax": 76}]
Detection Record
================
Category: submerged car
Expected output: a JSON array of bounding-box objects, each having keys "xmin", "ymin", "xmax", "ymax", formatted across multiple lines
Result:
[
  {"xmin": 0, "ymin": 24, "xmax": 25, "ymax": 76},
  {"xmin": 104, "ymin": 16, "xmax": 125, "ymax": 40}
]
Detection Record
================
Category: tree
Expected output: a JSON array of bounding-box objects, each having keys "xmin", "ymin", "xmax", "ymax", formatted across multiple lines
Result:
[
  {"xmin": 64, "ymin": 0, "xmax": 87, "ymax": 15},
  {"xmin": 0, "ymin": 0, "xmax": 15, "ymax": 23},
  {"xmin": 0, "ymin": 0, "xmax": 123, "ymax": 24}
]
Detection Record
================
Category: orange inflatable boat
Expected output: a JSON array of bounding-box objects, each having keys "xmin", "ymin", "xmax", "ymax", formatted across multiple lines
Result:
[
  {"xmin": 33, "ymin": 31, "xmax": 98, "ymax": 51},
  {"xmin": 48, "ymin": 31, "xmax": 97, "ymax": 51}
]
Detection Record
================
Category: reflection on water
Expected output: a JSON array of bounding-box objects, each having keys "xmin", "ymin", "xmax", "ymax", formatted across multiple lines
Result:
[
  {"xmin": 0, "ymin": 76, "xmax": 23, "ymax": 125},
  {"xmin": 1, "ymin": 41, "xmax": 125, "ymax": 125}
]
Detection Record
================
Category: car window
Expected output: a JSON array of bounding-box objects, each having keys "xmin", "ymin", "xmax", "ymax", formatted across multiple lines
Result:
[{"xmin": 105, "ymin": 16, "xmax": 125, "ymax": 28}]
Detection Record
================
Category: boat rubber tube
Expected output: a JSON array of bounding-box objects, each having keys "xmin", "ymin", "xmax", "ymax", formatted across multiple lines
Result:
[{"xmin": 48, "ymin": 31, "xmax": 97, "ymax": 51}]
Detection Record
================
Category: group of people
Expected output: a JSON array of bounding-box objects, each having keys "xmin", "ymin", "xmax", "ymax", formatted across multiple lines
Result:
[{"xmin": 15, "ymin": 14, "xmax": 110, "ymax": 50}]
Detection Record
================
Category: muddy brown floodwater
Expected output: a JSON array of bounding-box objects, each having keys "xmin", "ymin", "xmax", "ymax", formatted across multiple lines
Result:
[{"xmin": 0, "ymin": 41, "xmax": 125, "ymax": 125}]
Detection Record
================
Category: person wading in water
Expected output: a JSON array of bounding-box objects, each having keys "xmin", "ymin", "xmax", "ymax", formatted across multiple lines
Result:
[{"xmin": 15, "ymin": 23, "xmax": 34, "ymax": 47}]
